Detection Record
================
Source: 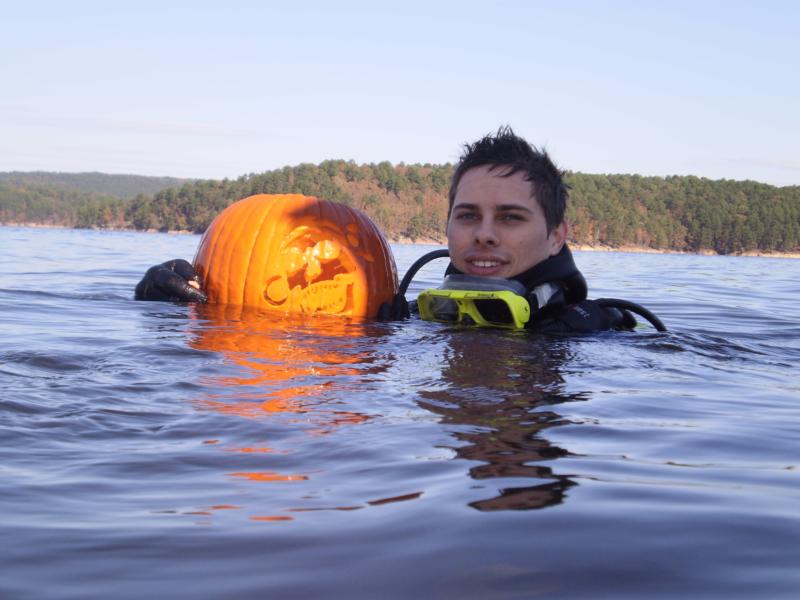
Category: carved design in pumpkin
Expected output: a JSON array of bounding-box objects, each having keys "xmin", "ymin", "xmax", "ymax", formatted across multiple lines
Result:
[{"xmin": 263, "ymin": 223, "xmax": 374, "ymax": 315}]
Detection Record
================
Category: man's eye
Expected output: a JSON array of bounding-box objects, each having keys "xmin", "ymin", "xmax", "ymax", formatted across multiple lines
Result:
[
  {"xmin": 455, "ymin": 212, "xmax": 479, "ymax": 220},
  {"xmin": 499, "ymin": 213, "xmax": 525, "ymax": 222}
]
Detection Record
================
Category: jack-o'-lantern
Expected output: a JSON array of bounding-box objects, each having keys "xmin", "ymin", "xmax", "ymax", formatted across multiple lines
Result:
[{"xmin": 193, "ymin": 194, "xmax": 398, "ymax": 317}]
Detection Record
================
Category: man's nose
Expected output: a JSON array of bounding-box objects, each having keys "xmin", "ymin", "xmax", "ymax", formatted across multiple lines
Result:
[{"xmin": 474, "ymin": 219, "xmax": 498, "ymax": 246}]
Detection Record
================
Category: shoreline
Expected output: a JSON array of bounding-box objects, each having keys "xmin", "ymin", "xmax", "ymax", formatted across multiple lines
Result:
[
  {"xmin": 386, "ymin": 237, "xmax": 800, "ymax": 259},
  {"xmin": 3, "ymin": 222, "xmax": 799, "ymax": 259}
]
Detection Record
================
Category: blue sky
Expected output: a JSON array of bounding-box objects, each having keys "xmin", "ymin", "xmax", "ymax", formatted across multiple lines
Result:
[{"xmin": 2, "ymin": 1, "xmax": 798, "ymax": 185}]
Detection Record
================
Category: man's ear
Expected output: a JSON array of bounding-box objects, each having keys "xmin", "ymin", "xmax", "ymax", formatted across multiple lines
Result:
[{"xmin": 548, "ymin": 221, "xmax": 568, "ymax": 256}]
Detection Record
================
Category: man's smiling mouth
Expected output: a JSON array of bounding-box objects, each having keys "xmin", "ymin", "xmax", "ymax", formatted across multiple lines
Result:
[{"xmin": 471, "ymin": 260, "xmax": 502, "ymax": 268}]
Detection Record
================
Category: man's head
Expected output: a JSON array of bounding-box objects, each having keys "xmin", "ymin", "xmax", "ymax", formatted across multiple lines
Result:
[
  {"xmin": 446, "ymin": 127, "xmax": 569, "ymax": 279},
  {"xmin": 448, "ymin": 126, "xmax": 568, "ymax": 232}
]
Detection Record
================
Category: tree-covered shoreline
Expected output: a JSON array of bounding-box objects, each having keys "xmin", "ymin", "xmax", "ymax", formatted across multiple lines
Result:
[{"xmin": 2, "ymin": 162, "xmax": 798, "ymax": 255}]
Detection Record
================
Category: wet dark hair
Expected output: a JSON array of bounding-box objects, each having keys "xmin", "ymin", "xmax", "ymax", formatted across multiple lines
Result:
[{"xmin": 448, "ymin": 126, "xmax": 568, "ymax": 233}]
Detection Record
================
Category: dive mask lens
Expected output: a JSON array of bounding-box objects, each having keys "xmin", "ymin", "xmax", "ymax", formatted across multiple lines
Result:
[
  {"xmin": 417, "ymin": 276, "xmax": 531, "ymax": 329},
  {"xmin": 472, "ymin": 298, "xmax": 515, "ymax": 324},
  {"xmin": 421, "ymin": 294, "xmax": 460, "ymax": 323}
]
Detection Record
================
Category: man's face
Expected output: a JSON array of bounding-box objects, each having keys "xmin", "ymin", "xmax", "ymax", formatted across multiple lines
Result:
[{"xmin": 446, "ymin": 165, "xmax": 567, "ymax": 278}]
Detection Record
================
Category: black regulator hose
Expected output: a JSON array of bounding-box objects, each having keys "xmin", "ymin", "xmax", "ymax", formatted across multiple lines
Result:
[
  {"xmin": 595, "ymin": 298, "xmax": 667, "ymax": 332},
  {"xmin": 398, "ymin": 249, "xmax": 450, "ymax": 296}
]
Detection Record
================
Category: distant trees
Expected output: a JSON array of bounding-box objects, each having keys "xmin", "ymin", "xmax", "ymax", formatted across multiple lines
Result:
[
  {"xmin": 2, "ymin": 165, "xmax": 799, "ymax": 254},
  {"xmin": 564, "ymin": 173, "xmax": 800, "ymax": 254},
  {"xmin": 0, "ymin": 171, "xmax": 192, "ymax": 200},
  {"xmin": 0, "ymin": 181, "xmax": 126, "ymax": 228}
]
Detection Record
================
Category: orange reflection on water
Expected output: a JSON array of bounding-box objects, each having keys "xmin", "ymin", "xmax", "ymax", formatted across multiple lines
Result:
[
  {"xmin": 199, "ymin": 395, "xmax": 308, "ymax": 418},
  {"xmin": 188, "ymin": 303, "xmax": 373, "ymax": 432},
  {"xmin": 225, "ymin": 446, "xmax": 283, "ymax": 454},
  {"xmin": 228, "ymin": 471, "xmax": 309, "ymax": 482},
  {"xmin": 183, "ymin": 304, "xmax": 402, "ymax": 522}
]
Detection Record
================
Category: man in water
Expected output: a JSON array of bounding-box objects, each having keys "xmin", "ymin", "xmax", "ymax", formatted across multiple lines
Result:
[
  {"xmin": 383, "ymin": 127, "xmax": 639, "ymax": 331},
  {"xmin": 444, "ymin": 128, "xmax": 639, "ymax": 331},
  {"xmin": 136, "ymin": 127, "xmax": 651, "ymax": 331}
]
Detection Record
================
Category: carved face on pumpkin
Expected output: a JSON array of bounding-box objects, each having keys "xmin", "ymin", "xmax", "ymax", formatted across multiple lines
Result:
[
  {"xmin": 193, "ymin": 194, "xmax": 398, "ymax": 318},
  {"xmin": 263, "ymin": 222, "xmax": 378, "ymax": 314}
]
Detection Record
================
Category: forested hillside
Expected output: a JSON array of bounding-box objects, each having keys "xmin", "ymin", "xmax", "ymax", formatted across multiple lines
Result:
[
  {"xmin": 2, "ymin": 162, "xmax": 798, "ymax": 255},
  {"xmin": 0, "ymin": 171, "xmax": 193, "ymax": 200},
  {"xmin": 566, "ymin": 173, "xmax": 799, "ymax": 254}
]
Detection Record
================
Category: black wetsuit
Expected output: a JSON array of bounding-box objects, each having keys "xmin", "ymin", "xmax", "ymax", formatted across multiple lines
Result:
[{"xmin": 444, "ymin": 245, "xmax": 637, "ymax": 333}]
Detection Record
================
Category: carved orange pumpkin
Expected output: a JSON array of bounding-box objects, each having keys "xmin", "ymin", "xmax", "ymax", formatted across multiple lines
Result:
[{"xmin": 193, "ymin": 194, "xmax": 398, "ymax": 317}]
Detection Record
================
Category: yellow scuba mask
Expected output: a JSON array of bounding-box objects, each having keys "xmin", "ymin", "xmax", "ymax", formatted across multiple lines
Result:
[{"xmin": 417, "ymin": 275, "xmax": 531, "ymax": 329}]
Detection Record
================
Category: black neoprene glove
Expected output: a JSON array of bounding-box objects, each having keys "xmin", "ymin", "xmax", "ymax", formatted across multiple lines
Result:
[
  {"xmin": 134, "ymin": 259, "xmax": 207, "ymax": 303},
  {"xmin": 377, "ymin": 293, "xmax": 410, "ymax": 321}
]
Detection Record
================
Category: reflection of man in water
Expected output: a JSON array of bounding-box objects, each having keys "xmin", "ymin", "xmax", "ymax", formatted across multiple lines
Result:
[{"xmin": 419, "ymin": 330, "xmax": 585, "ymax": 511}]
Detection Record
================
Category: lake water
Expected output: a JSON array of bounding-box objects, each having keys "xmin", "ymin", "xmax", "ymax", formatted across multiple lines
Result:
[{"xmin": 2, "ymin": 226, "xmax": 798, "ymax": 599}]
